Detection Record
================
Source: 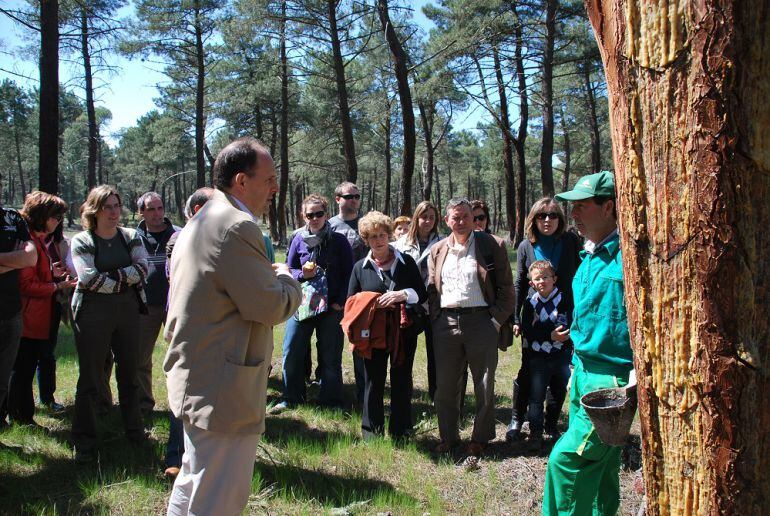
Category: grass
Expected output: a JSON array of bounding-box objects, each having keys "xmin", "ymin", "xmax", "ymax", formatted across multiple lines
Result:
[{"xmin": 0, "ymin": 246, "xmax": 644, "ymax": 514}]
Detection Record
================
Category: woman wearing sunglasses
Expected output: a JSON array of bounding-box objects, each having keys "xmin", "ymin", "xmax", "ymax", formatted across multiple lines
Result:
[
  {"xmin": 8, "ymin": 192, "xmax": 76, "ymax": 424},
  {"xmin": 471, "ymin": 199, "xmax": 492, "ymax": 233},
  {"xmin": 274, "ymin": 194, "xmax": 353, "ymax": 412},
  {"xmin": 506, "ymin": 197, "xmax": 581, "ymax": 442}
]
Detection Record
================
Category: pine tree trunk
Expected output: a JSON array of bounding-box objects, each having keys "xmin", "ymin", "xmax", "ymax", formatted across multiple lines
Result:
[
  {"xmin": 81, "ymin": 6, "xmax": 98, "ymax": 190},
  {"xmin": 585, "ymin": 0, "xmax": 770, "ymax": 513},
  {"xmin": 383, "ymin": 104, "xmax": 392, "ymax": 215},
  {"xmin": 277, "ymin": 0, "xmax": 290, "ymax": 243},
  {"xmin": 194, "ymin": 0, "xmax": 207, "ymax": 187},
  {"xmin": 539, "ymin": 0, "xmax": 557, "ymax": 198},
  {"xmin": 582, "ymin": 60, "xmax": 601, "ymax": 174},
  {"xmin": 492, "ymin": 46, "xmax": 517, "ymax": 242},
  {"xmin": 512, "ymin": 4, "xmax": 528, "ymax": 245},
  {"xmin": 377, "ymin": 0, "xmax": 415, "ymax": 215},
  {"xmin": 418, "ymin": 101, "xmax": 434, "ymax": 201},
  {"xmin": 328, "ymin": 0, "xmax": 358, "ymax": 184},
  {"xmin": 38, "ymin": 0, "xmax": 59, "ymax": 194}
]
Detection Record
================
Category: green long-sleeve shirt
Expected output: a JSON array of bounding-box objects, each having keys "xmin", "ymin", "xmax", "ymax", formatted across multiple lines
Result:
[{"xmin": 570, "ymin": 233, "xmax": 632, "ymax": 375}]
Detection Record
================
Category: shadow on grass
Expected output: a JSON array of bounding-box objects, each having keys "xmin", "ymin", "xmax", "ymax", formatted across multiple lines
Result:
[
  {"xmin": 253, "ymin": 460, "xmax": 416, "ymax": 509},
  {"xmin": 0, "ymin": 426, "xmax": 164, "ymax": 514},
  {"xmin": 264, "ymin": 414, "xmax": 351, "ymax": 452}
]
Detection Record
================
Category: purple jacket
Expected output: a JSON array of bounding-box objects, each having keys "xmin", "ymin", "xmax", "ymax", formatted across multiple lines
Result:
[{"xmin": 286, "ymin": 230, "xmax": 354, "ymax": 307}]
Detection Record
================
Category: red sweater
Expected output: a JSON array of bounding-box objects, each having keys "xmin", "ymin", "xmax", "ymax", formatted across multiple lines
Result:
[{"xmin": 19, "ymin": 234, "xmax": 56, "ymax": 340}]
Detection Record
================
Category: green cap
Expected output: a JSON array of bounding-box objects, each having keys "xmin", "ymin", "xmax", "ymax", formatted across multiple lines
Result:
[{"xmin": 555, "ymin": 170, "xmax": 616, "ymax": 201}]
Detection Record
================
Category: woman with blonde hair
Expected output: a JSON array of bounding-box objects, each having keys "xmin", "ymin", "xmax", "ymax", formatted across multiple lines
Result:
[
  {"xmin": 348, "ymin": 211, "xmax": 426, "ymax": 440},
  {"xmin": 70, "ymin": 185, "xmax": 149, "ymax": 462},
  {"xmin": 394, "ymin": 200, "xmax": 442, "ymax": 399},
  {"xmin": 506, "ymin": 197, "xmax": 581, "ymax": 442}
]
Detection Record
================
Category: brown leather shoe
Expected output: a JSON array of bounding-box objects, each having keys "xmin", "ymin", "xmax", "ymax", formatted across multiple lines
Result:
[
  {"xmin": 435, "ymin": 441, "xmax": 453, "ymax": 453},
  {"xmin": 164, "ymin": 466, "xmax": 180, "ymax": 479}
]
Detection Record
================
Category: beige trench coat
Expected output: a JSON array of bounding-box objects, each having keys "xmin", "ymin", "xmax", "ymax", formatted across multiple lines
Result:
[{"xmin": 163, "ymin": 190, "xmax": 301, "ymax": 435}]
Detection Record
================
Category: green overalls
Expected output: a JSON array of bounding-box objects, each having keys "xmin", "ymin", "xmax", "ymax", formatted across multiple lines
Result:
[{"xmin": 542, "ymin": 233, "xmax": 633, "ymax": 515}]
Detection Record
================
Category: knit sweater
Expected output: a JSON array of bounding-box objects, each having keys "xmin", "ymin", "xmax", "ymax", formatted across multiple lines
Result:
[{"xmin": 70, "ymin": 227, "xmax": 148, "ymax": 318}]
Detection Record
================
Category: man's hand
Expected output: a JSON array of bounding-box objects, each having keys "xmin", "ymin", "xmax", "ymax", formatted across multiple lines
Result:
[
  {"xmin": 376, "ymin": 290, "xmax": 407, "ymax": 308},
  {"xmin": 331, "ymin": 303, "xmax": 343, "ymax": 311},
  {"xmin": 512, "ymin": 324, "xmax": 521, "ymax": 337},
  {"xmin": 551, "ymin": 325, "xmax": 570, "ymax": 342}
]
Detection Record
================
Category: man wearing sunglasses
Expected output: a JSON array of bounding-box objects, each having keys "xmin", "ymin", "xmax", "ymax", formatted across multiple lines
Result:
[{"xmin": 328, "ymin": 181, "xmax": 369, "ymax": 403}]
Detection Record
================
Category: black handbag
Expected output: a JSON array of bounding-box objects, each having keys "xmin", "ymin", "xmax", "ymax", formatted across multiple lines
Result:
[{"xmin": 404, "ymin": 303, "xmax": 428, "ymax": 336}]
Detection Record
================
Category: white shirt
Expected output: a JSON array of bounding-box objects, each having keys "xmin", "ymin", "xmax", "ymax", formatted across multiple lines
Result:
[
  {"xmin": 362, "ymin": 247, "xmax": 419, "ymax": 304},
  {"xmin": 440, "ymin": 232, "xmax": 488, "ymax": 309}
]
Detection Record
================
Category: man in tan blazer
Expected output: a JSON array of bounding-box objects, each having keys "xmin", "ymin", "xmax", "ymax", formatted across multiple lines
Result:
[
  {"xmin": 164, "ymin": 137, "xmax": 301, "ymax": 515},
  {"xmin": 427, "ymin": 198, "xmax": 515, "ymax": 461}
]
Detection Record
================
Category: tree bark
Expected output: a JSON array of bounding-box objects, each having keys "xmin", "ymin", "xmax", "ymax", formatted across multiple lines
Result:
[
  {"xmin": 512, "ymin": 6, "xmax": 528, "ymax": 246},
  {"xmin": 492, "ymin": 46, "xmax": 517, "ymax": 242},
  {"xmin": 194, "ymin": 0, "xmax": 207, "ymax": 187},
  {"xmin": 328, "ymin": 0, "xmax": 358, "ymax": 184},
  {"xmin": 38, "ymin": 0, "xmax": 59, "ymax": 194},
  {"xmin": 539, "ymin": 0, "xmax": 558, "ymax": 198},
  {"xmin": 13, "ymin": 118, "xmax": 27, "ymax": 199},
  {"xmin": 582, "ymin": 59, "xmax": 601, "ymax": 174},
  {"xmin": 418, "ymin": 101, "xmax": 434, "ymax": 202},
  {"xmin": 559, "ymin": 104, "xmax": 571, "ymax": 218},
  {"xmin": 383, "ymin": 105, "xmax": 392, "ymax": 216},
  {"xmin": 377, "ymin": 0, "xmax": 415, "ymax": 215},
  {"xmin": 81, "ymin": 6, "xmax": 98, "ymax": 190},
  {"xmin": 277, "ymin": 0, "xmax": 290, "ymax": 243},
  {"xmin": 585, "ymin": 0, "xmax": 770, "ymax": 513}
]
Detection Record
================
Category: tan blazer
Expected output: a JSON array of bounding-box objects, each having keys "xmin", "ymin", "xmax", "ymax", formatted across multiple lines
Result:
[
  {"xmin": 427, "ymin": 231, "xmax": 516, "ymax": 344},
  {"xmin": 163, "ymin": 190, "xmax": 301, "ymax": 434}
]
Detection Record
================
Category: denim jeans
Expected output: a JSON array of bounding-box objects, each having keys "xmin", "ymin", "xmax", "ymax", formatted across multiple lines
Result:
[
  {"xmin": 281, "ymin": 309, "xmax": 344, "ymax": 406},
  {"xmin": 0, "ymin": 312, "xmax": 23, "ymax": 423},
  {"xmin": 526, "ymin": 350, "xmax": 571, "ymax": 434}
]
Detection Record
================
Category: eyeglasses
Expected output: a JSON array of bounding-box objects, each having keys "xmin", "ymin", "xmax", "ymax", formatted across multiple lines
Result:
[
  {"xmin": 473, "ymin": 214, "xmax": 487, "ymax": 222},
  {"xmin": 340, "ymin": 194, "xmax": 361, "ymax": 200},
  {"xmin": 535, "ymin": 212, "xmax": 559, "ymax": 221},
  {"xmin": 305, "ymin": 210, "xmax": 326, "ymax": 220}
]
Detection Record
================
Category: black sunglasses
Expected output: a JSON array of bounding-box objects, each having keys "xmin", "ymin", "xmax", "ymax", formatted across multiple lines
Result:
[
  {"xmin": 473, "ymin": 214, "xmax": 487, "ymax": 222},
  {"xmin": 305, "ymin": 210, "xmax": 325, "ymax": 220},
  {"xmin": 535, "ymin": 212, "xmax": 560, "ymax": 221},
  {"xmin": 340, "ymin": 194, "xmax": 361, "ymax": 200}
]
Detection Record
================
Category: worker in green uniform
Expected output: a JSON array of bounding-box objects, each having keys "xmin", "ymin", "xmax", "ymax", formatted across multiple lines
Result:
[{"xmin": 542, "ymin": 170, "xmax": 633, "ymax": 515}]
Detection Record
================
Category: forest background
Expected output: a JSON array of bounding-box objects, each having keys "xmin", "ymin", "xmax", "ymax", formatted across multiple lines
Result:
[{"xmin": 0, "ymin": 0, "xmax": 612, "ymax": 246}]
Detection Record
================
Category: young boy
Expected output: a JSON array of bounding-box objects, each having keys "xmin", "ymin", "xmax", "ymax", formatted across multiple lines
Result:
[{"xmin": 519, "ymin": 260, "xmax": 573, "ymax": 444}]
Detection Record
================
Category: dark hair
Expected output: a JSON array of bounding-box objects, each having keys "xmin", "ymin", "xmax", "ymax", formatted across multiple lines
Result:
[
  {"xmin": 302, "ymin": 194, "xmax": 329, "ymax": 213},
  {"xmin": 21, "ymin": 191, "xmax": 68, "ymax": 233},
  {"xmin": 470, "ymin": 199, "xmax": 491, "ymax": 233},
  {"xmin": 184, "ymin": 187, "xmax": 215, "ymax": 219},
  {"xmin": 524, "ymin": 197, "xmax": 567, "ymax": 243},
  {"xmin": 334, "ymin": 181, "xmax": 359, "ymax": 197},
  {"xmin": 213, "ymin": 137, "xmax": 268, "ymax": 190},
  {"xmin": 593, "ymin": 196, "xmax": 617, "ymax": 219},
  {"xmin": 137, "ymin": 191, "xmax": 162, "ymax": 211}
]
